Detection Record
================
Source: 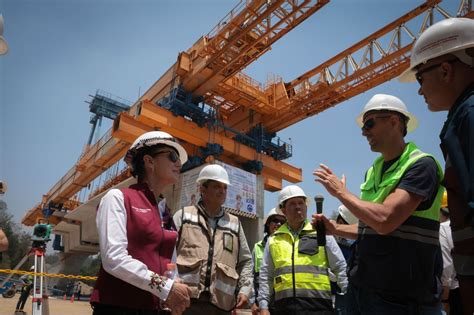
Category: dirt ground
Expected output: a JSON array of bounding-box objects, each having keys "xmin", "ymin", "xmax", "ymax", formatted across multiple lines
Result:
[
  {"xmin": 0, "ymin": 296, "xmax": 253, "ymax": 315},
  {"xmin": 0, "ymin": 296, "xmax": 92, "ymax": 315}
]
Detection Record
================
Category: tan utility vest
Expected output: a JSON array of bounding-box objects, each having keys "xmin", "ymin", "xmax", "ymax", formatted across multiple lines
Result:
[{"xmin": 176, "ymin": 205, "xmax": 240, "ymax": 311}]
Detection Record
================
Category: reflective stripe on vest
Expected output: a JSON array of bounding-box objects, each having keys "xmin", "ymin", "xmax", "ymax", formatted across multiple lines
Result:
[
  {"xmin": 217, "ymin": 216, "xmax": 240, "ymax": 234},
  {"xmin": 358, "ymin": 222, "xmax": 440, "ymax": 245},
  {"xmin": 452, "ymin": 226, "xmax": 474, "ymax": 243},
  {"xmin": 179, "ymin": 269, "xmax": 200, "ymax": 285},
  {"xmin": 182, "ymin": 211, "xmax": 199, "ymax": 224},
  {"xmin": 274, "ymin": 265, "xmax": 328, "ymax": 277},
  {"xmin": 181, "ymin": 206, "xmax": 239, "ymax": 235},
  {"xmin": 269, "ymin": 221, "xmax": 331, "ymax": 302},
  {"xmin": 276, "ymin": 288, "xmax": 332, "ymax": 300},
  {"xmin": 215, "ymin": 278, "xmax": 236, "ymax": 296}
]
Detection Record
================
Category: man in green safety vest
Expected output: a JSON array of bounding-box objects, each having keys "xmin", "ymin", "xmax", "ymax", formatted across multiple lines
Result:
[
  {"xmin": 313, "ymin": 94, "xmax": 444, "ymax": 314},
  {"xmin": 258, "ymin": 185, "xmax": 348, "ymax": 315}
]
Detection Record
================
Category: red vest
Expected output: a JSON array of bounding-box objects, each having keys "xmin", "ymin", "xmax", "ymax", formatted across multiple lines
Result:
[{"xmin": 91, "ymin": 183, "xmax": 177, "ymax": 309}]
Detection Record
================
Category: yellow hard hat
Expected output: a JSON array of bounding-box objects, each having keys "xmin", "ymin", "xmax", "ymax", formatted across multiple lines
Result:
[{"xmin": 441, "ymin": 190, "xmax": 448, "ymax": 209}]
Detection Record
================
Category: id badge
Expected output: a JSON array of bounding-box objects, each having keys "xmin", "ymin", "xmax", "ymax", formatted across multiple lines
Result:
[{"xmin": 223, "ymin": 232, "xmax": 234, "ymax": 252}]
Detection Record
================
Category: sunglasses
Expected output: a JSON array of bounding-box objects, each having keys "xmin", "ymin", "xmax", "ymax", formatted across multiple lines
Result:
[
  {"xmin": 415, "ymin": 59, "xmax": 458, "ymax": 85},
  {"xmin": 361, "ymin": 115, "xmax": 392, "ymax": 131},
  {"xmin": 269, "ymin": 218, "xmax": 286, "ymax": 225},
  {"xmin": 151, "ymin": 150, "xmax": 180, "ymax": 163}
]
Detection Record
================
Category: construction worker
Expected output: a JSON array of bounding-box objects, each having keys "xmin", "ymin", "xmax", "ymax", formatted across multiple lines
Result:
[
  {"xmin": 439, "ymin": 191, "xmax": 462, "ymax": 315},
  {"xmin": 332, "ymin": 205, "xmax": 358, "ymax": 315},
  {"xmin": 313, "ymin": 94, "xmax": 444, "ymax": 314},
  {"xmin": 90, "ymin": 131, "xmax": 192, "ymax": 315},
  {"xmin": 399, "ymin": 17, "xmax": 474, "ymax": 315},
  {"xmin": 334, "ymin": 205, "xmax": 358, "ymax": 261},
  {"xmin": 250, "ymin": 207, "xmax": 286, "ymax": 315},
  {"xmin": 173, "ymin": 164, "xmax": 253, "ymax": 315},
  {"xmin": 258, "ymin": 185, "xmax": 348, "ymax": 315},
  {"xmin": 15, "ymin": 266, "xmax": 34, "ymax": 313}
]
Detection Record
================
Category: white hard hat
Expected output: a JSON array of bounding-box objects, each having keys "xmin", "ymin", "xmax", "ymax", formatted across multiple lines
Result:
[
  {"xmin": 399, "ymin": 18, "xmax": 474, "ymax": 82},
  {"xmin": 338, "ymin": 205, "xmax": 358, "ymax": 225},
  {"xmin": 264, "ymin": 207, "xmax": 285, "ymax": 225},
  {"xmin": 278, "ymin": 185, "xmax": 307, "ymax": 208},
  {"xmin": 124, "ymin": 131, "xmax": 188, "ymax": 166},
  {"xmin": 356, "ymin": 94, "xmax": 418, "ymax": 133},
  {"xmin": 30, "ymin": 266, "xmax": 35, "ymax": 271},
  {"xmin": 196, "ymin": 164, "xmax": 230, "ymax": 185}
]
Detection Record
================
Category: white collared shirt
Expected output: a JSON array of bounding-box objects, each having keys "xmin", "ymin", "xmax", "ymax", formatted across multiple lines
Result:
[{"xmin": 97, "ymin": 189, "xmax": 176, "ymax": 301}]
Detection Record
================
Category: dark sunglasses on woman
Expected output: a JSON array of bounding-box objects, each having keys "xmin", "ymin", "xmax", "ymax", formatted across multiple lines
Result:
[{"xmin": 152, "ymin": 150, "xmax": 180, "ymax": 163}]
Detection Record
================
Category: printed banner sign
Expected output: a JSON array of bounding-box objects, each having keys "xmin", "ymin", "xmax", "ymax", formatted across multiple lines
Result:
[{"xmin": 178, "ymin": 162, "xmax": 257, "ymax": 215}]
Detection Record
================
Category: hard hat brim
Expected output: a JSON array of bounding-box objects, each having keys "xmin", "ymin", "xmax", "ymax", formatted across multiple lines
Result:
[
  {"xmin": 166, "ymin": 143, "xmax": 188, "ymax": 165},
  {"xmin": 125, "ymin": 135, "xmax": 188, "ymax": 166},
  {"xmin": 196, "ymin": 178, "xmax": 231, "ymax": 186},
  {"xmin": 264, "ymin": 213, "xmax": 286, "ymax": 225},
  {"xmin": 398, "ymin": 67, "xmax": 416, "ymax": 83}
]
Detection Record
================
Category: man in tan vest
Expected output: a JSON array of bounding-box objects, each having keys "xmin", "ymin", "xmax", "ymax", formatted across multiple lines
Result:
[{"xmin": 174, "ymin": 164, "xmax": 253, "ymax": 315}]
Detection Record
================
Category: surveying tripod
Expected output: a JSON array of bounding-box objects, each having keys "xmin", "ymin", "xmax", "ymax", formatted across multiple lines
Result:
[
  {"xmin": 30, "ymin": 246, "xmax": 47, "ymax": 315},
  {"xmin": 1, "ymin": 222, "xmax": 51, "ymax": 315}
]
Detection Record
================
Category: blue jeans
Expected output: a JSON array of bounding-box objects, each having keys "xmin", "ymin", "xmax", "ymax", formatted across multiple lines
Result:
[{"xmin": 346, "ymin": 283, "xmax": 442, "ymax": 315}]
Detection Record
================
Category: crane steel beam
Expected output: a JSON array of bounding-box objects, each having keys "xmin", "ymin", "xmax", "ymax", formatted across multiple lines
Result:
[
  {"xmin": 264, "ymin": 0, "xmax": 470, "ymax": 131},
  {"xmin": 202, "ymin": 0, "xmax": 470, "ymax": 134},
  {"xmin": 183, "ymin": 0, "xmax": 330, "ymax": 97},
  {"xmin": 113, "ymin": 100, "xmax": 302, "ymax": 186}
]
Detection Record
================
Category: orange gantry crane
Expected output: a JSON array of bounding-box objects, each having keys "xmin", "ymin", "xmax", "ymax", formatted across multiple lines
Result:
[{"xmin": 22, "ymin": 0, "xmax": 472, "ymax": 227}]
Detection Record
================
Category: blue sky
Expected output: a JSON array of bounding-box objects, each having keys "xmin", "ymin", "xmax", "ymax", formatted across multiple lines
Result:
[{"xmin": 1, "ymin": 0, "xmax": 458, "ymax": 225}]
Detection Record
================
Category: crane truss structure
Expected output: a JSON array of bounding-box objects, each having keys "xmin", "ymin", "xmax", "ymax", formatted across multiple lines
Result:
[{"xmin": 22, "ymin": 0, "xmax": 472, "ymax": 226}]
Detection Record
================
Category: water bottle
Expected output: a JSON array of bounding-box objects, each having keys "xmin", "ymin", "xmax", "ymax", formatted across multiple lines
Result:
[
  {"xmin": 164, "ymin": 263, "xmax": 177, "ymax": 279},
  {"xmin": 161, "ymin": 263, "xmax": 177, "ymax": 314}
]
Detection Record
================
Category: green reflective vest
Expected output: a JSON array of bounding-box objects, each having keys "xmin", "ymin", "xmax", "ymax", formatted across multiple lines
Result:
[
  {"xmin": 360, "ymin": 141, "xmax": 443, "ymax": 224},
  {"xmin": 253, "ymin": 240, "xmax": 265, "ymax": 273},
  {"xmin": 269, "ymin": 221, "xmax": 331, "ymax": 305},
  {"xmin": 353, "ymin": 142, "xmax": 444, "ymax": 304}
]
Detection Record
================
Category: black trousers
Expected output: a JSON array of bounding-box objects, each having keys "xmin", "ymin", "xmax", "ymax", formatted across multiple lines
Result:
[
  {"xmin": 16, "ymin": 286, "xmax": 32, "ymax": 310},
  {"xmin": 448, "ymin": 288, "xmax": 463, "ymax": 315}
]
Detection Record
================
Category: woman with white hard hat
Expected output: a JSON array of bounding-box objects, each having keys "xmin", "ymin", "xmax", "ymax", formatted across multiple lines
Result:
[
  {"xmin": 250, "ymin": 207, "xmax": 286, "ymax": 315},
  {"xmin": 91, "ymin": 131, "xmax": 192, "ymax": 315}
]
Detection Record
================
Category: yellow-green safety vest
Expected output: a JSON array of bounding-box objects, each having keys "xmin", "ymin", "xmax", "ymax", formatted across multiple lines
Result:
[{"xmin": 269, "ymin": 221, "xmax": 331, "ymax": 303}]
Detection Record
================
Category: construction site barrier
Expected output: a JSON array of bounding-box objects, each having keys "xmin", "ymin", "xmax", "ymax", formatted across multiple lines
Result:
[{"xmin": 0, "ymin": 269, "xmax": 97, "ymax": 281}]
